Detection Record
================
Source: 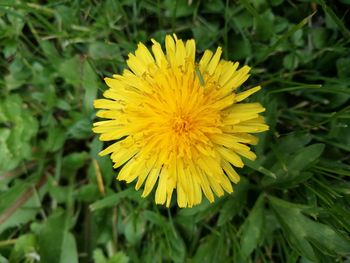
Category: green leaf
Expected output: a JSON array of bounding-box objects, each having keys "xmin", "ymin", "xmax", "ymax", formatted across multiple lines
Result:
[
  {"xmin": 58, "ymin": 56, "xmax": 98, "ymax": 114},
  {"xmin": 4, "ymin": 57, "xmax": 30, "ymax": 91},
  {"xmin": 93, "ymin": 249, "xmax": 107, "ymax": 263},
  {"xmin": 45, "ymin": 125, "xmax": 66, "ymax": 152},
  {"xmin": 0, "ymin": 95, "xmax": 38, "ymax": 172},
  {"xmin": 336, "ymin": 57, "xmax": 350, "ymax": 78},
  {"xmin": 107, "ymin": 252, "xmax": 129, "ymax": 263},
  {"xmin": 89, "ymin": 188, "xmax": 136, "ymax": 211},
  {"xmin": 82, "ymin": 58, "xmax": 99, "ymax": 114},
  {"xmin": 61, "ymin": 151, "xmax": 89, "ymax": 178},
  {"xmin": 283, "ymin": 53, "xmax": 299, "ymax": 70},
  {"xmin": 257, "ymin": 12, "xmax": 315, "ymax": 63},
  {"xmin": 143, "ymin": 211, "xmax": 186, "ymax": 262},
  {"xmin": 164, "ymin": 0, "xmax": 196, "ymax": 18},
  {"xmin": 264, "ymin": 143, "xmax": 325, "ymax": 187},
  {"xmin": 124, "ymin": 214, "xmax": 145, "ymax": 246},
  {"xmin": 59, "ymin": 233, "xmax": 79, "ymax": 263},
  {"xmin": 37, "ymin": 211, "xmax": 78, "ymax": 263},
  {"xmin": 269, "ymin": 196, "xmax": 350, "ymax": 261},
  {"xmin": 192, "ymin": 23, "xmax": 220, "ymax": 51},
  {"xmin": 229, "ymin": 36, "xmax": 251, "ymax": 60},
  {"xmin": 0, "ymin": 255, "xmax": 8, "ymax": 263},
  {"xmin": 192, "ymin": 233, "xmax": 226, "ymax": 263},
  {"xmin": 311, "ymin": 27, "xmax": 329, "ymax": 49},
  {"xmin": 318, "ymin": 0, "xmax": 350, "ymax": 38},
  {"xmin": 239, "ymin": 194, "xmax": 265, "ymax": 259},
  {"xmin": 217, "ymin": 177, "xmax": 249, "ymax": 226},
  {"xmin": 67, "ymin": 115, "xmax": 93, "ymax": 139},
  {"xmin": 287, "ymin": 144, "xmax": 325, "ymax": 174},
  {"xmin": 255, "ymin": 10, "xmax": 275, "ymax": 41},
  {"xmin": 0, "ymin": 179, "xmax": 42, "ymax": 234},
  {"xmin": 89, "ymin": 42, "xmax": 121, "ymax": 60},
  {"xmin": 9, "ymin": 234, "xmax": 38, "ymax": 262},
  {"xmin": 58, "ymin": 57, "xmax": 81, "ymax": 86},
  {"xmin": 74, "ymin": 183, "xmax": 100, "ymax": 202},
  {"xmin": 275, "ymin": 132, "xmax": 311, "ymax": 155}
]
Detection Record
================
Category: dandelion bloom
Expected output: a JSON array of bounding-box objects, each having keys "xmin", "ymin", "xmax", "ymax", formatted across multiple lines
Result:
[{"xmin": 93, "ymin": 34, "xmax": 268, "ymax": 208}]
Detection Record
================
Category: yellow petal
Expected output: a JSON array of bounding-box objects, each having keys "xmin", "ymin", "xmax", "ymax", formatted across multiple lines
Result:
[
  {"xmin": 207, "ymin": 47, "xmax": 222, "ymax": 75},
  {"xmin": 155, "ymin": 168, "xmax": 167, "ymax": 205},
  {"xmin": 216, "ymin": 146, "xmax": 244, "ymax": 168},
  {"xmin": 222, "ymin": 160, "xmax": 240, "ymax": 183},
  {"xmin": 142, "ymin": 167, "xmax": 161, "ymax": 197},
  {"xmin": 151, "ymin": 39, "xmax": 167, "ymax": 67},
  {"xmin": 235, "ymin": 86, "xmax": 262, "ymax": 102},
  {"xmin": 199, "ymin": 50, "xmax": 213, "ymax": 72},
  {"xmin": 94, "ymin": 99, "xmax": 123, "ymax": 110}
]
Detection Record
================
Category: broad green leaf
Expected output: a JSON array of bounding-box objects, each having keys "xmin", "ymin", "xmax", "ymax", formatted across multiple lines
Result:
[
  {"xmin": 0, "ymin": 179, "xmax": 42, "ymax": 234},
  {"xmin": 270, "ymin": 0, "xmax": 284, "ymax": 6},
  {"xmin": 229, "ymin": 36, "xmax": 251, "ymax": 60},
  {"xmin": 311, "ymin": 27, "xmax": 329, "ymax": 49},
  {"xmin": 0, "ymin": 95, "xmax": 38, "ymax": 172},
  {"xmin": 203, "ymin": 0, "xmax": 225, "ymax": 13},
  {"xmin": 217, "ymin": 177, "xmax": 249, "ymax": 226},
  {"xmin": 37, "ymin": 211, "xmax": 78, "ymax": 263},
  {"xmin": 89, "ymin": 188, "xmax": 136, "ymax": 211},
  {"xmin": 45, "ymin": 125, "xmax": 66, "ymax": 152},
  {"xmin": 283, "ymin": 53, "xmax": 299, "ymax": 70},
  {"xmin": 263, "ymin": 143, "xmax": 324, "ymax": 187},
  {"xmin": 93, "ymin": 249, "xmax": 107, "ymax": 263},
  {"xmin": 257, "ymin": 12, "xmax": 315, "ymax": 63},
  {"xmin": 192, "ymin": 23, "xmax": 220, "ymax": 51},
  {"xmin": 336, "ymin": 57, "xmax": 350, "ymax": 78},
  {"xmin": 9, "ymin": 234, "xmax": 38, "ymax": 262},
  {"xmin": 59, "ymin": 233, "xmax": 79, "ymax": 263},
  {"xmin": 275, "ymin": 132, "xmax": 311, "ymax": 155},
  {"xmin": 239, "ymin": 194, "xmax": 265, "ymax": 259},
  {"xmin": 287, "ymin": 144, "xmax": 325, "ymax": 174},
  {"xmin": 67, "ymin": 115, "xmax": 93, "ymax": 139},
  {"xmin": 58, "ymin": 57, "xmax": 81, "ymax": 86},
  {"xmin": 0, "ymin": 181, "xmax": 28, "ymax": 212},
  {"xmin": 68, "ymin": 114, "xmax": 92, "ymax": 140},
  {"xmin": 74, "ymin": 183, "xmax": 101, "ymax": 202},
  {"xmin": 124, "ymin": 214, "xmax": 145, "ymax": 246},
  {"xmin": 89, "ymin": 42, "xmax": 121, "ymax": 60},
  {"xmin": 61, "ymin": 151, "xmax": 89, "ymax": 178},
  {"xmin": 82, "ymin": 58, "xmax": 99, "ymax": 114},
  {"xmin": 318, "ymin": 0, "xmax": 350, "ymax": 38},
  {"xmin": 270, "ymin": 196, "xmax": 350, "ymax": 261},
  {"xmin": 192, "ymin": 233, "xmax": 227, "ymax": 263},
  {"xmin": 4, "ymin": 57, "xmax": 30, "ymax": 91},
  {"xmin": 255, "ymin": 10, "xmax": 275, "ymax": 41},
  {"xmin": 143, "ymin": 211, "xmax": 186, "ymax": 262},
  {"xmin": 163, "ymin": 0, "xmax": 196, "ymax": 18},
  {"xmin": 58, "ymin": 56, "xmax": 98, "ymax": 114},
  {"xmin": 233, "ymin": 10, "xmax": 254, "ymax": 30},
  {"xmin": 107, "ymin": 252, "xmax": 129, "ymax": 263},
  {"xmin": 0, "ymin": 206, "xmax": 39, "ymax": 235}
]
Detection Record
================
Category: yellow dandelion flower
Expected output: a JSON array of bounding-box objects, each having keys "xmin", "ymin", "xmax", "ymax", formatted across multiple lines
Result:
[{"xmin": 93, "ymin": 34, "xmax": 269, "ymax": 208}]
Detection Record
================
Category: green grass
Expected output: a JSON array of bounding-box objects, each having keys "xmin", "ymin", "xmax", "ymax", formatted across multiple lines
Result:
[{"xmin": 0, "ymin": 0, "xmax": 350, "ymax": 262}]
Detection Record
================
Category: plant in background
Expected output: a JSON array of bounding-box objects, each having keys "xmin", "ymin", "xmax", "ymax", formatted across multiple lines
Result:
[
  {"xmin": 1, "ymin": 0, "xmax": 350, "ymax": 262},
  {"xmin": 93, "ymin": 34, "xmax": 268, "ymax": 208}
]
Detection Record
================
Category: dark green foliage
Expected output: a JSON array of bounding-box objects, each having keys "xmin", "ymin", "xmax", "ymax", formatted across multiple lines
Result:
[{"xmin": 0, "ymin": 0, "xmax": 349, "ymax": 262}]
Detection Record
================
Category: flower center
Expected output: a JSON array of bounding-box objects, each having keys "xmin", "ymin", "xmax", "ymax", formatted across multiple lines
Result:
[{"xmin": 172, "ymin": 115, "xmax": 191, "ymax": 134}]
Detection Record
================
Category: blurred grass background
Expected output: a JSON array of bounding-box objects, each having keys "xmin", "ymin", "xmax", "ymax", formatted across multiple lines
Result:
[{"xmin": 0, "ymin": 0, "xmax": 350, "ymax": 262}]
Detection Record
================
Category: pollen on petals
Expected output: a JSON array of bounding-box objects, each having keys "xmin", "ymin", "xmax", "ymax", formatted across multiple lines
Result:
[{"xmin": 93, "ymin": 34, "xmax": 269, "ymax": 208}]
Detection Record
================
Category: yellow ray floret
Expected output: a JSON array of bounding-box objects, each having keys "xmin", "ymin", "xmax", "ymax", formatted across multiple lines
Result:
[{"xmin": 93, "ymin": 34, "xmax": 269, "ymax": 208}]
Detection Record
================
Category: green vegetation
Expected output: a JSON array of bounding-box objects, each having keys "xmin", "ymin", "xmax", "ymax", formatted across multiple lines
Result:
[{"xmin": 1, "ymin": 0, "xmax": 350, "ymax": 262}]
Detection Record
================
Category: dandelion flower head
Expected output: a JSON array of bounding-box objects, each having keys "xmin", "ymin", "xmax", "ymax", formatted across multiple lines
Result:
[{"xmin": 93, "ymin": 34, "xmax": 269, "ymax": 208}]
